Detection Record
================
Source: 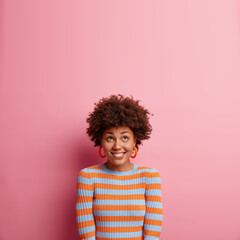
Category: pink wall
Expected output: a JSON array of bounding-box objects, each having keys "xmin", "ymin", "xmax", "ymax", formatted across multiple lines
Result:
[{"xmin": 1, "ymin": 1, "xmax": 240, "ymax": 239}]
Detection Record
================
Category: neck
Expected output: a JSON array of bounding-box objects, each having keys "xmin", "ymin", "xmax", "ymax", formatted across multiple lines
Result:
[{"xmin": 105, "ymin": 160, "xmax": 134, "ymax": 172}]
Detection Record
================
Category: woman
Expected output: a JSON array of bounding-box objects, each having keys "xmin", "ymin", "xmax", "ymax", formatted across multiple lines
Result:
[{"xmin": 76, "ymin": 94, "xmax": 163, "ymax": 239}]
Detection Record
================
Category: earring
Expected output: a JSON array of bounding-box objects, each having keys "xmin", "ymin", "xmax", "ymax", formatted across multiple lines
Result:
[
  {"xmin": 99, "ymin": 146, "xmax": 106, "ymax": 158},
  {"xmin": 131, "ymin": 146, "xmax": 137, "ymax": 158}
]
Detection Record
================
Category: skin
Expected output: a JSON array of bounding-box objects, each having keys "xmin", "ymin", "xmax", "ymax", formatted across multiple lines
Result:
[{"xmin": 100, "ymin": 126, "xmax": 137, "ymax": 172}]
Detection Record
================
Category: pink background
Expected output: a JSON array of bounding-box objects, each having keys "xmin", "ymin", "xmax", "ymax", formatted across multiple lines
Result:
[{"xmin": 1, "ymin": 1, "xmax": 240, "ymax": 240}]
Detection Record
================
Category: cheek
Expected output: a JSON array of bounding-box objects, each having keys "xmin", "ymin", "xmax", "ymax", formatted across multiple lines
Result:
[
  {"xmin": 125, "ymin": 143, "xmax": 134, "ymax": 152},
  {"xmin": 102, "ymin": 143, "xmax": 111, "ymax": 151}
]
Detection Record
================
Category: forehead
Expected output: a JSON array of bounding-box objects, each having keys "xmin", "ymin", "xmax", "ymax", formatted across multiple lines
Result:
[{"xmin": 103, "ymin": 126, "xmax": 133, "ymax": 135}]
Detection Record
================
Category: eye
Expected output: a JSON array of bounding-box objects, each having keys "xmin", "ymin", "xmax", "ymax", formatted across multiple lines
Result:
[
  {"xmin": 122, "ymin": 136, "xmax": 128, "ymax": 141},
  {"xmin": 106, "ymin": 136, "xmax": 113, "ymax": 142}
]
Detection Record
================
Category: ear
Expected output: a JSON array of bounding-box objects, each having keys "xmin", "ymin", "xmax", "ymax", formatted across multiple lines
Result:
[
  {"xmin": 99, "ymin": 137, "xmax": 103, "ymax": 146},
  {"xmin": 134, "ymin": 137, "xmax": 137, "ymax": 146}
]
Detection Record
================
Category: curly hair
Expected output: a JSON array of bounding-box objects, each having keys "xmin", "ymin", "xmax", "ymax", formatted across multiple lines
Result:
[{"xmin": 86, "ymin": 94, "xmax": 153, "ymax": 150}]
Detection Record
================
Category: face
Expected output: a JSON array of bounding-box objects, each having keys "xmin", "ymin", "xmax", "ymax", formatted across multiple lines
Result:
[{"xmin": 100, "ymin": 126, "xmax": 136, "ymax": 171}]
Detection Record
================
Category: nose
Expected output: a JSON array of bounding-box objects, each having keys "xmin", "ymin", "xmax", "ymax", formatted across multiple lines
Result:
[{"xmin": 112, "ymin": 139, "xmax": 121, "ymax": 150}]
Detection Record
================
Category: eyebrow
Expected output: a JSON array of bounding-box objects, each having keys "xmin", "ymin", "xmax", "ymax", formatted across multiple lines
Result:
[{"xmin": 106, "ymin": 131, "xmax": 130, "ymax": 134}]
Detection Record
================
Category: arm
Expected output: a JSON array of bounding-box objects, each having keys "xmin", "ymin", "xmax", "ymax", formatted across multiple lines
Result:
[
  {"xmin": 144, "ymin": 169, "xmax": 163, "ymax": 239},
  {"xmin": 76, "ymin": 169, "xmax": 96, "ymax": 240}
]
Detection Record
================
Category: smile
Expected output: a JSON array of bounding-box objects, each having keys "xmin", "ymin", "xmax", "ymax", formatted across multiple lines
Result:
[{"xmin": 111, "ymin": 152, "xmax": 126, "ymax": 157}]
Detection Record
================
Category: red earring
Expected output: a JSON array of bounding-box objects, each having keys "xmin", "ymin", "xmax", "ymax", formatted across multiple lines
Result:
[
  {"xmin": 99, "ymin": 146, "xmax": 106, "ymax": 158},
  {"xmin": 131, "ymin": 146, "xmax": 137, "ymax": 158}
]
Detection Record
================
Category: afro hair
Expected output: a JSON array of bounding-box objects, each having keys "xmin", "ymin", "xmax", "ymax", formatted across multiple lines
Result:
[{"xmin": 86, "ymin": 94, "xmax": 153, "ymax": 150}]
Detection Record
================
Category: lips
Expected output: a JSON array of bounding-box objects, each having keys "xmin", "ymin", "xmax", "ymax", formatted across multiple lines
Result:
[{"xmin": 111, "ymin": 152, "xmax": 126, "ymax": 157}]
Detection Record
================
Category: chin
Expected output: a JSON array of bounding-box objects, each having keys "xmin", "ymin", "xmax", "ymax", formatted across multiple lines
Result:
[{"xmin": 110, "ymin": 159, "xmax": 127, "ymax": 165}]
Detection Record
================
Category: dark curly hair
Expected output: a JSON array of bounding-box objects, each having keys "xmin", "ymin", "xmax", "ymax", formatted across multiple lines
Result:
[{"xmin": 86, "ymin": 94, "xmax": 153, "ymax": 150}]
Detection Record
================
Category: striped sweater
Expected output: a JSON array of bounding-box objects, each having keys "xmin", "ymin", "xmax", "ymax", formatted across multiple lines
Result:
[{"xmin": 76, "ymin": 163, "xmax": 163, "ymax": 240}]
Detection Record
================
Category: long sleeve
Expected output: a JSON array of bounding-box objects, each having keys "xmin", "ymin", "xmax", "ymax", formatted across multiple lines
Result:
[
  {"xmin": 144, "ymin": 168, "xmax": 163, "ymax": 239},
  {"xmin": 76, "ymin": 169, "xmax": 96, "ymax": 240}
]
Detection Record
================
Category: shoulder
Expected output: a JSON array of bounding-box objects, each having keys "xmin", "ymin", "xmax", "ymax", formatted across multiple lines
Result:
[
  {"xmin": 78, "ymin": 164, "xmax": 102, "ymax": 176},
  {"xmin": 136, "ymin": 165, "xmax": 161, "ymax": 178}
]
